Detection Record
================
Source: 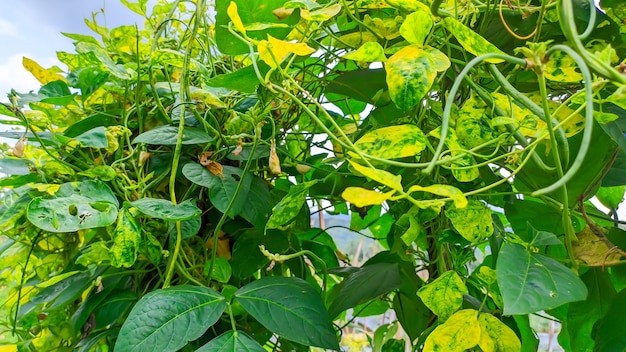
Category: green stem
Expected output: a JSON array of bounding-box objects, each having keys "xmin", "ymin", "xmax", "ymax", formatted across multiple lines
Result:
[
  {"xmin": 163, "ymin": 0, "xmax": 204, "ymax": 289},
  {"xmin": 425, "ymin": 53, "xmax": 526, "ymax": 175}
]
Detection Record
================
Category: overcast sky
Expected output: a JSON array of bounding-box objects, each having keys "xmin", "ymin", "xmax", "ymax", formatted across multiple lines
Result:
[{"xmin": 0, "ymin": 0, "xmax": 146, "ymax": 99}]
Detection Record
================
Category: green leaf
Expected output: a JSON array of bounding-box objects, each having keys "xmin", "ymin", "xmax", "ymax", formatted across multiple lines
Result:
[
  {"xmin": 27, "ymin": 180, "xmax": 119, "ymax": 232},
  {"xmin": 132, "ymin": 125, "xmax": 213, "ymax": 145},
  {"xmin": 206, "ymin": 64, "xmax": 268, "ymax": 93},
  {"xmin": 423, "ymin": 309, "xmax": 481, "ymax": 352},
  {"xmin": 325, "ymin": 68, "xmax": 387, "ymax": 105},
  {"xmin": 30, "ymin": 268, "xmax": 105, "ymax": 309},
  {"xmin": 591, "ymin": 288, "xmax": 626, "ymax": 351},
  {"xmin": 168, "ymin": 216, "xmax": 202, "ymax": 239},
  {"xmin": 528, "ymin": 223, "xmax": 561, "ymax": 247},
  {"xmin": 182, "ymin": 163, "xmax": 253, "ymax": 217},
  {"xmin": 196, "ymin": 331, "xmax": 265, "ymax": 352},
  {"xmin": 205, "ymin": 257, "xmax": 232, "ymax": 283},
  {"xmin": 0, "ymin": 158, "xmax": 32, "ymax": 175},
  {"xmin": 234, "ymin": 276, "xmax": 339, "ymax": 350},
  {"xmin": 77, "ymin": 165, "xmax": 118, "ymax": 181},
  {"xmin": 130, "ymin": 198, "xmax": 201, "ymax": 221},
  {"xmin": 329, "ymin": 263, "xmax": 402, "ymax": 318},
  {"xmin": 115, "ymin": 286, "xmax": 226, "ymax": 352},
  {"xmin": 354, "ymin": 124, "xmax": 427, "ymax": 159},
  {"xmin": 417, "ymin": 271, "xmax": 468, "ymax": 320},
  {"xmin": 386, "ymin": 45, "xmax": 437, "ymax": 110},
  {"xmin": 496, "ymin": 243, "xmax": 588, "ymax": 315},
  {"xmin": 477, "ymin": 313, "xmax": 522, "ymax": 352},
  {"xmin": 74, "ymin": 126, "xmax": 108, "ymax": 148},
  {"xmin": 151, "ymin": 49, "xmax": 207, "ymax": 73},
  {"xmin": 266, "ymin": 180, "xmax": 317, "ymax": 229},
  {"xmin": 565, "ymin": 268, "xmax": 615, "ymax": 352},
  {"xmin": 343, "ymin": 42, "xmax": 387, "ymax": 62},
  {"xmin": 443, "ymin": 17, "xmax": 505, "ymax": 63},
  {"xmin": 399, "ymin": 9, "xmax": 433, "ymax": 45},
  {"xmin": 393, "ymin": 292, "xmax": 429, "ymax": 341},
  {"xmin": 109, "ymin": 208, "xmax": 142, "ymax": 268},
  {"xmin": 240, "ymin": 176, "xmax": 272, "ymax": 229},
  {"xmin": 76, "ymin": 42, "xmax": 133, "ymax": 79},
  {"xmin": 595, "ymin": 185, "xmax": 625, "ymax": 209},
  {"xmin": 445, "ymin": 200, "xmax": 493, "ymax": 243},
  {"xmin": 215, "ymin": 0, "xmax": 299, "ymax": 55}
]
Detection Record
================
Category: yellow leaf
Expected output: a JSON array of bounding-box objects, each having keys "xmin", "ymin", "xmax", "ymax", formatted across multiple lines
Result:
[
  {"xmin": 227, "ymin": 1, "xmax": 246, "ymax": 34},
  {"xmin": 23, "ymin": 57, "xmax": 65, "ymax": 85},
  {"xmin": 342, "ymin": 187, "xmax": 395, "ymax": 207},
  {"xmin": 423, "ymin": 309, "xmax": 481, "ymax": 352},
  {"xmin": 385, "ymin": 0, "xmax": 430, "ymax": 12},
  {"xmin": 258, "ymin": 35, "xmax": 315, "ymax": 69},
  {"xmin": 348, "ymin": 160, "xmax": 403, "ymax": 191},
  {"xmin": 336, "ymin": 32, "xmax": 379, "ymax": 48},
  {"xmin": 399, "ymin": 8, "xmax": 433, "ymax": 45},
  {"xmin": 407, "ymin": 184, "xmax": 468, "ymax": 208},
  {"xmin": 478, "ymin": 313, "xmax": 522, "ymax": 352}
]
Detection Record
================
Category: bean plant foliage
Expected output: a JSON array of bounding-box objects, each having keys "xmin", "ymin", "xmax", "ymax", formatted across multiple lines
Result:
[{"xmin": 1, "ymin": 0, "xmax": 626, "ymax": 350}]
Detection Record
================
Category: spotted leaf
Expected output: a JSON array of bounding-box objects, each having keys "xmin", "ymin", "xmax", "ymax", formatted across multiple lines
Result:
[
  {"xmin": 443, "ymin": 17, "xmax": 505, "ymax": 63},
  {"xmin": 266, "ymin": 180, "xmax": 317, "ymax": 229},
  {"xmin": 417, "ymin": 271, "xmax": 468, "ymax": 320},
  {"xmin": 354, "ymin": 124, "xmax": 426, "ymax": 159},
  {"xmin": 445, "ymin": 200, "xmax": 493, "ymax": 243},
  {"xmin": 386, "ymin": 45, "xmax": 437, "ymax": 109}
]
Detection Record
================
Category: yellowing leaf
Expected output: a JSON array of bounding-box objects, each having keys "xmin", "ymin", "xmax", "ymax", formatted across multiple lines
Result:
[
  {"xmin": 443, "ymin": 17, "xmax": 505, "ymax": 63},
  {"xmin": 386, "ymin": 45, "xmax": 437, "ymax": 109},
  {"xmin": 445, "ymin": 200, "xmax": 493, "ymax": 243},
  {"xmin": 23, "ymin": 57, "xmax": 65, "ymax": 85},
  {"xmin": 227, "ymin": 1, "xmax": 246, "ymax": 34},
  {"xmin": 189, "ymin": 87, "xmax": 228, "ymax": 108},
  {"xmin": 348, "ymin": 160, "xmax": 403, "ymax": 191},
  {"xmin": 354, "ymin": 124, "xmax": 426, "ymax": 159},
  {"xmin": 417, "ymin": 271, "xmax": 468, "ymax": 320},
  {"xmin": 478, "ymin": 313, "xmax": 522, "ymax": 352},
  {"xmin": 407, "ymin": 184, "xmax": 468, "ymax": 208},
  {"xmin": 342, "ymin": 187, "xmax": 395, "ymax": 207},
  {"xmin": 423, "ymin": 309, "xmax": 481, "ymax": 352},
  {"xmin": 456, "ymin": 94, "xmax": 498, "ymax": 149},
  {"xmin": 399, "ymin": 9, "xmax": 433, "ymax": 45},
  {"xmin": 301, "ymin": 3, "xmax": 342, "ymax": 21},
  {"xmin": 424, "ymin": 46, "xmax": 450, "ymax": 72},
  {"xmin": 109, "ymin": 208, "xmax": 142, "ymax": 268},
  {"xmin": 258, "ymin": 35, "xmax": 315, "ymax": 69},
  {"xmin": 573, "ymin": 225, "xmax": 623, "ymax": 267},
  {"xmin": 336, "ymin": 32, "xmax": 379, "ymax": 48},
  {"xmin": 343, "ymin": 42, "xmax": 387, "ymax": 62}
]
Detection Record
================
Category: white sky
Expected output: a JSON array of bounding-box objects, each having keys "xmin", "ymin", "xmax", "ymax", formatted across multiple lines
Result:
[{"xmin": 0, "ymin": 0, "xmax": 147, "ymax": 99}]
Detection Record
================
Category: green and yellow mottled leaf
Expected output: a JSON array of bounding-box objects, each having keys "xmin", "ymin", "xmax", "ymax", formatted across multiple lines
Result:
[
  {"xmin": 342, "ymin": 187, "xmax": 395, "ymax": 207},
  {"xmin": 456, "ymin": 95, "xmax": 498, "ymax": 149},
  {"xmin": 343, "ymin": 42, "xmax": 387, "ymax": 62},
  {"xmin": 354, "ymin": 124, "xmax": 426, "ymax": 159},
  {"xmin": 417, "ymin": 271, "xmax": 468, "ymax": 320},
  {"xmin": 400, "ymin": 216, "xmax": 424, "ymax": 246},
  {"xmin": 266, "ymin": 180, "xmax": 317, "ymax": 229},
  {"xmin": 227, "ymin": 1, "xmax": 246, "ymax": 34},
  {"xmin": 386, "ymin": 45, "xmax": 437, "ymax": 109},
  {"xmin": 429, "ymin": 126, "xmax": 480, "ymax": 182},
  {"xmin": 492, "ymin": 92, "xmax": 544, "ymax": 137},
  {"xmin": 594, "ymin": 111, "xmax": 619, "ymax": 124},
  {"xmin": 443, "ymin": 17, "xmax": 505, "ymax": 63},
  {"xmin": 384, "ymin": 0, "xmax": 430, "ymax": 12},
  {"xmin": 545, "ymin": 50, "xmax": 583, "ymax": 82},
  {"xmin": 478, "ymin": 313, "xmax": 522, "ymax": 352},
  {"xmin": 258, "ymin": 35, "xmax": 316, "ymax": 69},
  {"xmin": 399, "ymin": 9, "xmax": 433, "ymax": 45},
  {"xmin": 23, "ymin": 57, "xmax": 66, "ymax": 85},
  {"xmin": 445, "ymin": 200, "xmax": 493, "ymax": 243},
  {"xmin": 151, "ymin": 49, "xmax": 204, "ymax": 71},
  {"xmin": 301, "ymin": 3, "xmax": 342, "ymax": 21},
  {"xmin": 336, "ymin": 32, "xmax": 379, "ymax": 48},
  {"xmin": 424, "ymin": 46, "xmax": 451, "ymax": 72},
  {"xmin": 407, "ymin": 184, "xmax": 468, "ymax": 208},
  {"xmin": 348, "ymin": 160, "xmax": 403, "ymax": 191},
  {"xmin": 109, "ymin": 208, "xmax": 142, "ymax": 268},
  {"xmin": 423, "ymin": 309, "xmax": 481, "ymax": 352}
]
